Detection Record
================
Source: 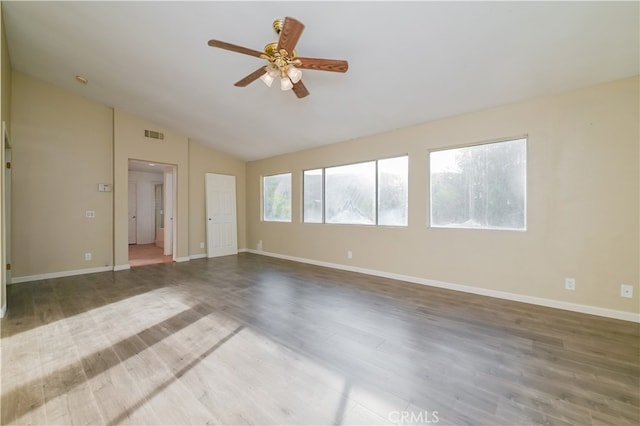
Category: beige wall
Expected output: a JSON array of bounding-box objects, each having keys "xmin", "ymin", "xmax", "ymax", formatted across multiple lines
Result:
[
  {"xmin": 113, "ymin": 109, "xmax": 190, "ymax": 267},
  {"xmin": 8, "ymin": 73, "xmax": 248, "ymax": 277},
  {"xmin": 1, "ymin": 53, "xmax": 242, "ymax": 312},
  {"xmin": 1, "ymin": 6, "xmax": 10, "ymax": 130},
  {"xmin": 246, "ymin": 76, "xmax": 639, "ymax": 314},
  {"xmin": 11, "ymin": 72, "xmax": 113, "ymax": 277},
  {"xmin": 188, "ymin": 139, "xmax": 246, "ymax": 257},
  {"xmin": 113, "ymin": 111, "xmax": 249, "ymax": 266}
]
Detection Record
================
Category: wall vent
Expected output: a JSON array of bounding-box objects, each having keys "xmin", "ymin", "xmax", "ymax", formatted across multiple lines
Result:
[{"xmin": 144, "ymin": 129, "xmax": 164, "ymax": 140}]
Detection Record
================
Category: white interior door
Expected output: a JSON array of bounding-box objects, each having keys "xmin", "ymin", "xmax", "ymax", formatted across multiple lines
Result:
[
  {"xmin": 128, "ymin": 182, "xmax": 137, "ymax": 244},
  {"xmin": 206, "ymin": 173, "xmax": 237, "ymax": 257},
  {"xmin": 163, "ymin": 170, "xmax": 174, "ymax": 256}
]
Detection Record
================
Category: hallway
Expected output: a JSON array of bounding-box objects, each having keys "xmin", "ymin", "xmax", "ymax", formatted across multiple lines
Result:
[{"xmin": 128, "ymin": 244, "xmax": 173, "ymax": 267}]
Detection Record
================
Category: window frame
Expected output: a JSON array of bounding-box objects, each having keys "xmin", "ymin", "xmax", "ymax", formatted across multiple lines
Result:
[
  {"xmin": 428, "ymin": 136, "xmax": 527, "ymax": 231},
  {"xmin": 377, "ymin": 155, "xmax": 409, "ymax": 227},
  {"xmin": 324, "ymin": 159, "xmax": 377, "ymax": 226},
  {"xmin": 262, "ymin": 172, "xmax": 293, "ymax": 223},
  {"xmin": 302, "ymin": 168, "xmax": 324, "ymax": 224},
  {"xmin": 302, "ymin": 154, "xmax": 409, "ymax": 227}
]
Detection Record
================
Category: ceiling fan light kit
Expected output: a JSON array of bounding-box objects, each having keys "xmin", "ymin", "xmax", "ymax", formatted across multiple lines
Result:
[
  {"xmin": 208, "ymin": 17, "xmax": 348, "ymax": 98},
  {"xmin": 260, "ymin": 72, "xmax": 275, "ymax": 87},
  {"xmin": 287, "ymin": 66, "xmax": 302, "ymax": 84},
  {"xmin": 280, "ymin": 76, "xmax": 293, "ymax": 91}
]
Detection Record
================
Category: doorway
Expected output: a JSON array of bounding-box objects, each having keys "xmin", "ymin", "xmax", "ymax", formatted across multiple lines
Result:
[{"xmin": 128, "ymin": 159, "xmax": 176, "ymax": 267}]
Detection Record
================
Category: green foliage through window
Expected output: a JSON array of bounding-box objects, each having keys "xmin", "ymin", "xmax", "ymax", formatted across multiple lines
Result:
[
  {"xmin": 430, "ymin": 138, "xmax": 526, "ymax": 230},
  {"xmin": 263, "ymin": 173, "xmax": 292, "ymax": 222}
]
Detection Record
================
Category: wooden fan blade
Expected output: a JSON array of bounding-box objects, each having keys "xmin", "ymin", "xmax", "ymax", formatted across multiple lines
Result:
[
  {"xmin": 296, "ymin": 57, "xmax": 349, "ymax": 73},
  {"xmin": 291, "ymin": 80, "xmax": 309, "ymax": 99},
  {"xmin": 277, "ymin": 17, "xmax": 305, "ymax": 55},
  {"xmin": 234, "ymin": 67, "xmax": 267, "ymax": 87},
  {"xmin": 208, "ymin": 39, "xmax": 264, "ymax": 58}
]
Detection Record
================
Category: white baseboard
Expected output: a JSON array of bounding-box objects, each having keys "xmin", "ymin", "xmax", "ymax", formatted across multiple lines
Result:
[
  {"xmin": 11, "ymin": 266, "xmax": 114, "ymax": 284},
  {"xmin": 191, "ymin": 249, "xmax": 247, "ymax": 259},
  {"xmin": 238, "ymin": 248, "xmax": 249, "ymax": 253},
  {"xmin": 113, "ymin": 264, "xmax": 130, "ymax": 272},
  {"xmin": 0, "ymin": 302, "xmax": 6, "ymax": 318},
  {"xmin": 6, "ymin": 249, "xmax": 247, "ymax": 287},
  {"xmin": 189, "ymin": 249, "xmax": 249, "ymax": 260},
  {"xmin": 246, "ymin": 249, "xmax": 639, "ymax": 323}
]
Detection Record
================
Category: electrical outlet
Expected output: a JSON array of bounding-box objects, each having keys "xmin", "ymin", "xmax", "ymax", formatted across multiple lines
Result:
[
  {"xmin": 84, "ymin": 253, "xmax": 92, "ymax": 261},
  {"xmin": 347, "ymin": 250, "xmax": 353, "ymax": 259},
  {"xmin": 200, "ymin": 242, "xmax": 205, "ymax": 249},
  {"xmin": 85, "ymin": 210, "xmax": 95, "ymax": 218},
  {"xmin": 620, "ymin": 284, "xmax": 633, "ymax": 298},
  {"xmin": 565, "ymin": 278, "xmax": 576, "ymax": 290}
]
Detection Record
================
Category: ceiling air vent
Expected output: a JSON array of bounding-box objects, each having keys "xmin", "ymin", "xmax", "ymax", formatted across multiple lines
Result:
[{"xmin": 144, "ymin": 129, "xmax": 164, "ymax": 140}]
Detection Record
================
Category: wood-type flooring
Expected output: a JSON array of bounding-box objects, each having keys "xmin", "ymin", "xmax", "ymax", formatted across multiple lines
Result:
[{"xmin": 1, "ymin": 253, "xmax": 638, "ymax": 425}]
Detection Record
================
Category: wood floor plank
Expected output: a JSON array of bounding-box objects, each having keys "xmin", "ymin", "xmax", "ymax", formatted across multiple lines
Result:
[
  {"xmin": 110, "ymin": 333, "xmax": 217, "ymax": 426},
  {"xmin": 34, "ymin": 279, "xmax": 107, "ymax": 426},
  {"xmin": 1, "ymin": 253, "xmax": 638, "ymax": 425},
  {"xmin": 495, "ymin": 397, "xmax": 575, "ymax": 426}
]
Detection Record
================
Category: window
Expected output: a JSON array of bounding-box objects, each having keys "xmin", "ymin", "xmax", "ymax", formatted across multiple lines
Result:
[
  {"xmin": 263, "ymin": 173, "xmax": 292, "ymax": 222},
  {"xmin": 303, "ymin": 155, "xmax": 408, "ymax": 226},
  {"xmin": 430, "ymin": 138, "xmax": 526, "ymax": 230},
  {"xmin": 303, "ymin": 169, "xmax": 323, "ymax": 223},
  {"xmin": 326, "ymin": 161, "xmax": 376, "ymax": 224},
  {"xmin": 378, "ymin": 156, "xmax": 409, "ymax": 226}
]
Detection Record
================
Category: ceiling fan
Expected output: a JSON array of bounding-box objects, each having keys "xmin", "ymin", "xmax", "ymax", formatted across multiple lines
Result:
[{"xmin": 208, "ymin": 17, "xmax": 348, "ymax": 99}]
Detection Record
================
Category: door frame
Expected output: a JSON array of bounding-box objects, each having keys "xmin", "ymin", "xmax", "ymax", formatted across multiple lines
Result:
[
  {"xmin": 128, "ymin": 182, "xmax": 137, "ymax": 244},
  {"xmin": 1, "ymin": 121, "xmax": 11, "ymax": 317},
  {"xmin": 127, "ymin": 159, "xmax": 177, "ymax": 262},
  {"xmin": 163, "ymin": 166, "xmax": 177, "ymax": 257}
]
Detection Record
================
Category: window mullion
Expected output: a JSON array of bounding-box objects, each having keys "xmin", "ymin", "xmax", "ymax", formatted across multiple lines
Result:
[
  {"xmin": 322, "ymin": 168, "xmax": 326, "ymax": 223},
  {"xmin": 375, "ymin": 160, "xmax": 379, "ymax": 225}
]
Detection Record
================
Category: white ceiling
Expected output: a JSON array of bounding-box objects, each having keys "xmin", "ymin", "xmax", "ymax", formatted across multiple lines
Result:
[{"xmin": 3, "ymin": 1, "xmax": 638, "ymax": 161}]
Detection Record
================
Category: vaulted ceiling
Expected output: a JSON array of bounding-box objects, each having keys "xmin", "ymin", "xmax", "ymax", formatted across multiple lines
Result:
[{"xmin": 3, "ymin": 1, "xmax": 638, "ymax": 161}]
